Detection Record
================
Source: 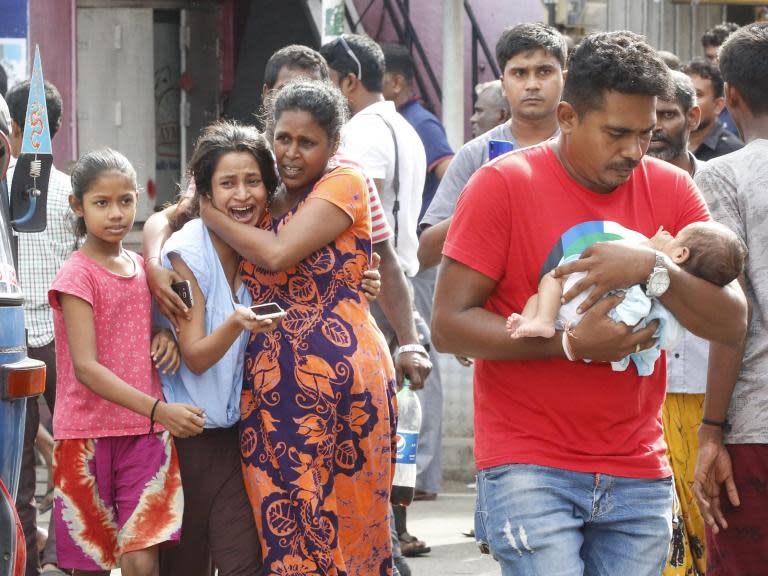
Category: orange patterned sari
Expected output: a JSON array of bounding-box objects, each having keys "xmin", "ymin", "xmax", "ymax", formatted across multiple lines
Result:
[{"xmin": 239, "ymin": 166, "xmax": 397, "ymax": 576}]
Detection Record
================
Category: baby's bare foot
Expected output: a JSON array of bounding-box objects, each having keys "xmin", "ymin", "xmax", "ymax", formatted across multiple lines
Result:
[
  {"xmin": 506, "ymin": 313, "xmax": 525, "ymax": 336},
  {"xmin": 511, "ymin": 318, "xmax": 556, "ymax": 339}
]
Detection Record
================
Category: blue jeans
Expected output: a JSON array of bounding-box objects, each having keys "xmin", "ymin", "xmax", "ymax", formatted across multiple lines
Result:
[{"xmin": 475, "ymin": 464, "xmax": 674, "ymax": 576}]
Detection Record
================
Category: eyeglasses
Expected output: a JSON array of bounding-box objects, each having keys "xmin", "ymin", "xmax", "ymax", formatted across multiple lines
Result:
[{"xmin": 336, "ymin": 35, "xmax": 363, "ymax": 83}]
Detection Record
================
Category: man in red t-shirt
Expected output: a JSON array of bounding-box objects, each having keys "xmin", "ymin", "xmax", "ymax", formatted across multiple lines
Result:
[{"xmin": 432, "ymin": 31, "xmax": 747, "ymax": 575}]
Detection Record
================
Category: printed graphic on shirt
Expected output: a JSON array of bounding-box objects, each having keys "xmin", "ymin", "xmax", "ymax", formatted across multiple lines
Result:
[{"xmin": 539, "ymin": 220, "xmax": 647, "ymax": 278}]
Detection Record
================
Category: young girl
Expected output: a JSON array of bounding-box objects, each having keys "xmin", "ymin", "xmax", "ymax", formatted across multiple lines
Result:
[
  {"xmin": 48, "ymin": 148, "xmax": 205, "ymax": 576},
  {"xmin": 157, "ymin": 121, "xmax": 279, "ymax": 576}
]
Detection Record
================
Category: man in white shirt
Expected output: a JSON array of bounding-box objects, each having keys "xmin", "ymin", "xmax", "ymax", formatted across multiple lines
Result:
[{"xmin": 321, "ymin": 34, "xmax": 426, "ymax": 278}]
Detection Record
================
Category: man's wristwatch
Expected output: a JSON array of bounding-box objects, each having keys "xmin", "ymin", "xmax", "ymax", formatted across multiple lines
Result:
[
  {"xmin": 396, "ymin": 344, "xmax": 429, "ymax": 358},
  {"xmin": 645, "ymin": 251, "xmax": 670, "ymax": 298}
]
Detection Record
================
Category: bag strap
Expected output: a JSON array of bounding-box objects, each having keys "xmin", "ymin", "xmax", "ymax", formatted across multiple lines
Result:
[{"xmin": 372, "ymin": 113, "xmax": 400, "ymax": 248}]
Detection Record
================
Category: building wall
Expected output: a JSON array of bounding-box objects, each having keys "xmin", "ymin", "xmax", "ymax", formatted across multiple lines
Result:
[
  {"xmin": 352, "ymin": 0, "xmax": 546, "ymax": 141},
  {"xmin": 29, "ymin": 0, "xmax": 76, "ymax": 165},
  {"xmin": 583, "ymin": 0, "xmax": 729, "ymax": 62}
]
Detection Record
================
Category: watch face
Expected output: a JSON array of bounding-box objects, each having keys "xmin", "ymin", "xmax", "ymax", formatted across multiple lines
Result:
[{"xmin": 649, "ymin": 271, "xmax": 670, "ymax": 296}]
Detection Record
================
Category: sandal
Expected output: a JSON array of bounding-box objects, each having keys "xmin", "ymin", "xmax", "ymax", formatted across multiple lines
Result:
[{"xmin": 399, "ymin": 531, "xmax": 431, "ymax": 557}]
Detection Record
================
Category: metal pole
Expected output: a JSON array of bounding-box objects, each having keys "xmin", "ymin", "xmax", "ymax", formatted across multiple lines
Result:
[
  {"xmin": 690, "ymin": 3, "xmax": 696, "ymax": 61},
  {"xmin": 541, "ymin": 0, "xmax": 556, "ymax": 27},
  {"xmin": 673, "ymin": 3, "xmax": 679, "ymax": 57},
  {"xmin": 471, "ymin": 28, "xmax": 478, "ymax": 99},
  {"xmin": 403, "ymin": 0, "xmax": 411, "ymax": 49},
  {"xmin": 624, "ymin": 0, "xmax": 630, "ymax": 30},
  {"xmin": 658, "ymin": 0, "xmax": 664, "ymax": 50},
  {"xmin": 442, "ymin": 0, "xmax": 464, "ymax": 150}
]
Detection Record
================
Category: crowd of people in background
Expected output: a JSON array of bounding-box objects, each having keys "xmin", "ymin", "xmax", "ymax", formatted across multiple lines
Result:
[{"xmin": 1, "ymin": 14, "xmax": 766, "ymax": 576}]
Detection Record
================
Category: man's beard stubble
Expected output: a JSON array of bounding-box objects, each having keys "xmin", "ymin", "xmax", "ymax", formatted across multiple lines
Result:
[{"xmin": 648, "ymin": 131, "xmax": 687, "ymax": 163}]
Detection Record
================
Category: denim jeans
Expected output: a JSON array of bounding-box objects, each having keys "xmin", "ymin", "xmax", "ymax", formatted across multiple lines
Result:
[{"xmin": 475, "ymin": 464, "xmax": 674, "ymax": 576}]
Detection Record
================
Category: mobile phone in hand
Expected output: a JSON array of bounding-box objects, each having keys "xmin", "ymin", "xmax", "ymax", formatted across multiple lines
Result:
[
  {"xmin": 171, "ymin": 280, "xmax": 194, "ymax": 308},
  {"xmin": 250, "ymin": 302, "xmax": 285, "ymax": 321}
]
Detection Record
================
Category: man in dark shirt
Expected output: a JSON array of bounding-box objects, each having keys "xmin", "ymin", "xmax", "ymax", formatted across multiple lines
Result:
[
  {"xmin": 381, "ymin": 43, "xmax": 453, "ymax": 218},
  {"xmin": 684, "ymin": 58, "xmax": 743, "ymax": 161}
]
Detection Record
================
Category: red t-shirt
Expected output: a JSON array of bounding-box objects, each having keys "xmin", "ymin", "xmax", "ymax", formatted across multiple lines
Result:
[{"xmin": 443, "ymin": 143, "xmax": 709, "ymax": 478}]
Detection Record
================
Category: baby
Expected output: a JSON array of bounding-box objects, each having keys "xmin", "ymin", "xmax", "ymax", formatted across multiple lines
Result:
[{"xmin": 506, "ymin": 221, "xmax": 746, "ymax": 374}]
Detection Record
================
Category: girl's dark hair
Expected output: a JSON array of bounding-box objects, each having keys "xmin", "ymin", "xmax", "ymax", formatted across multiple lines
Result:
[
  {"xmin": 70, "ymin": 148, "xmax": 137, "ymax": 237},
  {"xmin": 272, "ymin": 79, "xmax": 348, "ymax": 144},
  {"xmin": 177, "ymin": 121, "xmax": 278, "ymax": 228}
]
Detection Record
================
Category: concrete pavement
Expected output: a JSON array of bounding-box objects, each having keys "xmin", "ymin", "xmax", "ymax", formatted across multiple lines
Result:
[{"xmin": 404, "ymin": 488, "xmax": 500, "ymax": 575}]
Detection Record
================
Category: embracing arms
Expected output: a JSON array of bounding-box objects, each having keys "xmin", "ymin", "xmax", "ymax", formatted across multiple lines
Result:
[{"xmin": 200, "ymin": 196, "xmax": 351, "ymax": 271}]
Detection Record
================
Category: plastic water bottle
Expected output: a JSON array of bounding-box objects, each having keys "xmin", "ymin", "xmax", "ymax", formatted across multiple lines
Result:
[{"xmin": 390, "ymin": 377, "xmax": 422, "ymax": 506}]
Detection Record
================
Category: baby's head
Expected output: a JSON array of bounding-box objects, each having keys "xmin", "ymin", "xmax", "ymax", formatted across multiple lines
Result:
[{"xmin": 651, "ymin": 222, "xmax": 746, "ymax": 286}]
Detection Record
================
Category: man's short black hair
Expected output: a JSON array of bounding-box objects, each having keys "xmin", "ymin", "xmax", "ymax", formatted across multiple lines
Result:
[
  {"xmin": 381, "ymin": 43, "xmax": 414, "ymax": 84},
  {"xmin": 719, "ymin": 23, "xmax": 768, "ymax": 117},
  {"xmin": 562, "ymin": 31, "xmax": 671, "ymax": 117},
  {"xmin": 701, "ymin": 22, "xmax": 739, "ymax": 49},
  {"xmin": 683, "ymin": 57, "xmax": 724, "ymax": 99},
  {"xmin": 495, "ymin": 23, "xmax": 568, "ymax": 72},
  {"xmin": 263, "ymin": 44, "xmax": 328, "ymax": 90},
  {"xmin": 319, "ymin": 34, "xmax": 384, "ymax": 93},
  {"xmin": 6, "ymin": 79, "xmax": 63, "ymax": 139},
  {"xmin": 666, "ymin": 70, "xmax": 697, "ymax": 113}
]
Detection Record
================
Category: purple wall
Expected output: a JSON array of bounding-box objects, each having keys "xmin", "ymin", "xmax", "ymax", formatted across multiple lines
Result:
[
  {"xmin": 353, "ymin": 0, "xmax": 545, "ymax": 141},
  {"xmin": 29, "ymin": 0, "xmax": 76, "ymax": 164}
]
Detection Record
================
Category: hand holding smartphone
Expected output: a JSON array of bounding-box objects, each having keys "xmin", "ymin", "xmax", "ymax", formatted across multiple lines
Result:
[
  {"xmin": 171, "ymin": 280, "xmax": 194, "ymax": 308},
  {"xmin": 250, "ymin": 302, "xmax": 286, "ymax": 321}
]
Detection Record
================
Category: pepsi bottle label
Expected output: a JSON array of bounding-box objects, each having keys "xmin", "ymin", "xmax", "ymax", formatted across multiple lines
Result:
[{"xmin": 395, "ymin": 430, "xmax": 418, "ymax": 464}]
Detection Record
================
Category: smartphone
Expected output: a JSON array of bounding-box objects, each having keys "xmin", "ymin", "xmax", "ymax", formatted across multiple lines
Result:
[
  {"xmin": 250, "ymin": 302, "xmax": 286, "ymax": 320},
  {"xmin": 488, "ymin": 139, "xmax": 514, "ymax": 161},
  {"xmin": 171, "ymin": 280, "xmax": 194, "ymax": 308}
]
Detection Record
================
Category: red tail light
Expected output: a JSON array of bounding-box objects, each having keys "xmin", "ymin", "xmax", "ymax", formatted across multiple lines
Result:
[{"xmin": 1, "ymin": 357, "xmax": 46, "ymax": 400}]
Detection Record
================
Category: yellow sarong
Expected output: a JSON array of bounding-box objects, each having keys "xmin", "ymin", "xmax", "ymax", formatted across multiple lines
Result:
[{"xmin": 662, "ymin": 393, "xmax": 706, "ymax": 576}]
